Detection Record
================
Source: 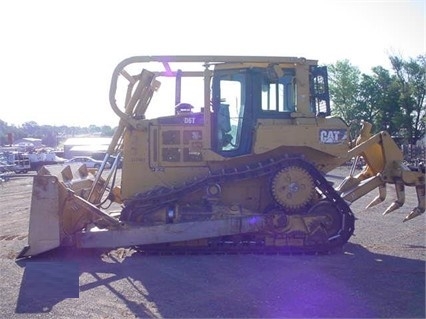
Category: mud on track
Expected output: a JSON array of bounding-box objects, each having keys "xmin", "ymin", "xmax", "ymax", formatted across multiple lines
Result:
[{"xmin": 0, "ymin": 167, "xmax": 425, "ymax": 318}]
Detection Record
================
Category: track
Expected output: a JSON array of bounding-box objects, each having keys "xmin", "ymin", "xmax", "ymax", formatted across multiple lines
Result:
[{"xmin": 119, "ymin": 156, "xmax": 355, "ymax": 254}]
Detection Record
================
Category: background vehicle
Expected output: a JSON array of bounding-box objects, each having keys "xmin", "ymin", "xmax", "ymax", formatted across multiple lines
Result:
[
  {"xmin": 28, "ymin": 149, "xmax": 66, "ymax": 171},
  {"xmin": 7, "ymin": 152, "xmax": 30, "ymax": 173},
  {"xmin": 0, "ymin": 160, "xmax": 15, "ymax": 173},
  {"xmin": 1, "ymin": 149, "xmax": 65, "ymax": 173},
  {"xmin": 19, "ymin": 56, "xmax": 425, "ymax": 258},
  {"xmin": 65, "ymin": 156, "xmax": 111, "ymax": 169}
]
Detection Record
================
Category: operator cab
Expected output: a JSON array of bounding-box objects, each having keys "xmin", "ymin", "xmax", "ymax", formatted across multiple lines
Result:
[{"xmin": 211, "ymin": 64, "xmax": 330, "ymax": 157}]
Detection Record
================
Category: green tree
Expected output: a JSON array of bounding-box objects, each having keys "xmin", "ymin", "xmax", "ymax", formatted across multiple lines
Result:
[
  {"xmin": 100, "ymin": 125, "xmax": 114, "ymax": 137},
  {"xmin": 21, "ymin": 121, "xmax": 39, "ymax": 137},
  {"xmin": 389, "ymin": 55, "xmax": 426, "ymax": 145},
  {"xmin": 0, "ymin": 120, "xmax": 26, "ymax": 146},
  {"xmin": 89, "ymin": 125, "xmax": 101, "ymax": 135},
  {"xmin": 328, "ymin": 60, "xmax": 361, "ymax": 123},
  {"xmin": 358, "ymin": 66, "xmax": 402, "ymax": 135},
  {"xmin": 329, "ymin": 56, "xmax": 425, "ymax": 145}
]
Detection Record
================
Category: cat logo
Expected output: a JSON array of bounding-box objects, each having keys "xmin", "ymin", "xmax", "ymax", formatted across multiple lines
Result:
[{"xmin": 319, "ymin": 129, "xmax": 347, "ymax": 144}]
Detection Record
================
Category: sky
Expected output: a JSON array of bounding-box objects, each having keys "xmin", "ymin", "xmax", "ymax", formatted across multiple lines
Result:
[{"xmin": 0, "ymin": 0, "xmax": 425, "ymax": 127}]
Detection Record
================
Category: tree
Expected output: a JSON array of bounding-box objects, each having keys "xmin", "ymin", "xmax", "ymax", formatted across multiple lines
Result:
[
  {"xmin": 329, "ymin": 56, "xmax": 425, "ymax": 145},
  {"xmin": 0, "ymin": 120, "xmax": 26, "ymax": 146},
  {"xmin": 21, "ymin": 121, "xmax": 39, "ymax": 136},
  {"xmin": 328, "ymin": 60, "xmax": 361, "ymax": 123},
  {"xmin": 389, "ymin": 55, "xmax": 426, "ymax": 145},
  {"xmin": 358, "ymin": 66, "xmax": 402, "ymax": 135},
  {"xmin": 100, "ymin": 125, "xmax": 114, "ymax": 137}
]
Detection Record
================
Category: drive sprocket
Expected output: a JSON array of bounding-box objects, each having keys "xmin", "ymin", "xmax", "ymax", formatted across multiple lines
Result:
[{"xmin": 271, "ymin": 165, "xmax": 316, "ymax": 213}]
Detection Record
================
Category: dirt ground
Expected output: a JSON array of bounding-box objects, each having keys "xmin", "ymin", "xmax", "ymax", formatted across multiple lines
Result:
[{"xmin": 0, "ymin": 166, "xmax": 425, "ymax": 318}]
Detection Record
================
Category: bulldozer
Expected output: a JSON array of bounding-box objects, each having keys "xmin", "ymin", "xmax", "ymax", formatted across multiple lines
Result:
[{"xmin": 18, "ymin": 56, "xmax": 425, "ymax": 258}]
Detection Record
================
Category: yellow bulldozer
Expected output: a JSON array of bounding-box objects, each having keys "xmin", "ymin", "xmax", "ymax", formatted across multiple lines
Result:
[{"xmin": 18, "ymin": 56, "xmax": 425, "ymax": 258}]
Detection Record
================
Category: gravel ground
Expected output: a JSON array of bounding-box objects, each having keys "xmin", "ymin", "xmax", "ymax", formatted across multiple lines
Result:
[{"xmin": 0, "ymin": 167, "xmax": 425, "ymax": 318}]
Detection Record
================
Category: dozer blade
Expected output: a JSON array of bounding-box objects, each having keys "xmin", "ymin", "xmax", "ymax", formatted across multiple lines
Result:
[
  {"xmin": 18, "ymin": 175, "xmax": 61, "ymax": 258},
  {"xmin": 18, "ymin": 165, "xmax": 121, "ymax": 259}
]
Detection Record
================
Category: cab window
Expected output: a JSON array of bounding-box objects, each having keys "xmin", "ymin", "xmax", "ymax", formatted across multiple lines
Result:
[{"xmin": 261, "ymin": 68, "xmax": 296, "ymax": 113}]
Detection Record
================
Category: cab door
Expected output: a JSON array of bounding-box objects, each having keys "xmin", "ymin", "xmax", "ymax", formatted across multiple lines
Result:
[{"xmin": 211, "ymin": 69, "xmax": 254, "ymax": 157}]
